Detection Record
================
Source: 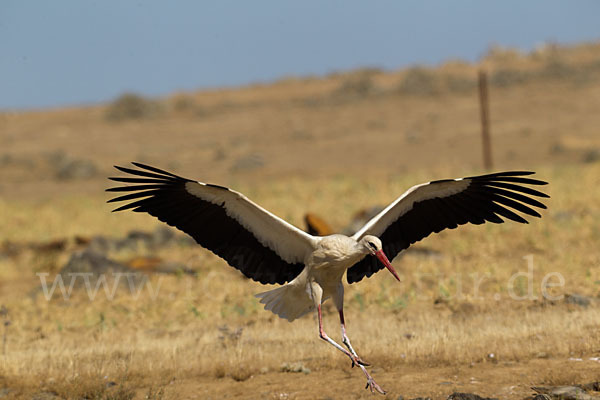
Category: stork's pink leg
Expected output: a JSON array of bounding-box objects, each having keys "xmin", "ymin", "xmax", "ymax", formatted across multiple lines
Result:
[
  {"xmin": 317, "ymin": 305, "xmax": 356, "ymax": 360},
  {"xmin": 317, "ymin": 305, "xmax": 386, "ymax": 394},
  {"xmin": 339, "ymin": 309, "xmax": 370, "ymax": 367}
]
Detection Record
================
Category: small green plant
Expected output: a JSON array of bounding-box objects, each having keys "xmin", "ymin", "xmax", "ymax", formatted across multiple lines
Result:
[{"xmin": 353, "ymin": 292, "xmax": 365, "ymax": 312}]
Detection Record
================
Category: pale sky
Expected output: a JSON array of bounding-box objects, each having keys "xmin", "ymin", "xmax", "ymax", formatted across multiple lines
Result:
[{"xmin": 1, "ymin": 0, "xmax": 599, "ymax": 110}]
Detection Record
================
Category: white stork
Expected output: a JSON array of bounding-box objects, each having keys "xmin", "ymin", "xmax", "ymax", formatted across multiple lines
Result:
[{"xmin": 107, "ymin": 163, "xmax": 548, "ymax": 394}]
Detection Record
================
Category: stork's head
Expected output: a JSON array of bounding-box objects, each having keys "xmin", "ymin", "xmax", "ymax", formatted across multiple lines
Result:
[{"xmin": 360, "ymin": 235, "xmax": 401, "ymax": 282}]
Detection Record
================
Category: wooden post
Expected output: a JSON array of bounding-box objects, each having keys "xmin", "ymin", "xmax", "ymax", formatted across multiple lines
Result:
[{"xmin": 478, "ymin": 70, "xmax": 493, "ymax": 170}]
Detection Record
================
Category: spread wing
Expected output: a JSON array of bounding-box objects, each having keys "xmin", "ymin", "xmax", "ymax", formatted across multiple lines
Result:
[
  {"xmin": 347, "ymin": 171, "xmax": 549, "ymax": 283},
  {"xmin": 107, "ymin": 163, "xmax": 317, "ymax": 284}
]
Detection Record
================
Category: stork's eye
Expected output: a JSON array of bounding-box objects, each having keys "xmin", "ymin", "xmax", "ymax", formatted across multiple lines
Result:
[{"xmin": 367, "ymin": 242, "xmax": 377, "ymax": 250}]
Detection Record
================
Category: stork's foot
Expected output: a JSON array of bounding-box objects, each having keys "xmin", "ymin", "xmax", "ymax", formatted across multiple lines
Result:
[
  {"xmin": 364, "ymin": 376, "xmax": 386, "ymax": 395},
  {"xmin": 341, "ymin": 335, "xmax": 370, "ymax": 367},
  {"xmin": 350, "ymin": 355, "xmax": 370, "ymax": 368},
  {"xmin": 356, "ymin": 364, "xmax": 386, "ymax": 394},
  {"xmin": 355, "ymin": 356, "xmax": 370, "ymax": 367}
]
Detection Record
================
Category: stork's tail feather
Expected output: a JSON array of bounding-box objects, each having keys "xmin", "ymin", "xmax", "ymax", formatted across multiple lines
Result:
[{"xmin": 255, "ymin": 284, "xmax": 314, "ymax": 322}]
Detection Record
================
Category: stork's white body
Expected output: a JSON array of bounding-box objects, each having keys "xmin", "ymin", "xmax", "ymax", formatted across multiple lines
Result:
[
  {"xmin": 257, "ymin": 234, "xmax": 366, "ymax": 322},
  {"xmin": 108, "ymin": 163, "xmax": 548, "ymax": 394}
]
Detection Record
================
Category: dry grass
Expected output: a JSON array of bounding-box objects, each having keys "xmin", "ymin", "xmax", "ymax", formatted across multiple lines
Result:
[
  {"xmin": 1, "ymin": 163, "xmax": 599, "ymax": 398},
  {"xmin": 1, "ymin": 42, "xmax": 600, "ymax": 399}
]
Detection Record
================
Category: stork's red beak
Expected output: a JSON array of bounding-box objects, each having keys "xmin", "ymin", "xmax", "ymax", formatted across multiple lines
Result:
[{"xmin": 375, "ymin": 250, "xmax": 401, "ymax": 282}]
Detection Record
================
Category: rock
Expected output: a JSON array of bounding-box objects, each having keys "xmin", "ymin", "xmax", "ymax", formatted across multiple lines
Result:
[
  {"xmin": 565, "ymin": 293, "xmax": 592, "ymax": 307},
  {"xmin": 58, "ymin": 249, "xmax": 145, "ymax": 290},
  {"xmin": 447, "ymin": 393, "xmax": 498, "ymax": 400},
  {"xmin": 86, "ymin": 227, "xmax": 189, "ymax": 254},
  {"xmin": 119, "ymin": 230, "xmax": 154, "ymax": 251},
  {"xmin": 82, "ymin": 235, "xmax": 112, "ymax": 254},
  {"xmin": 532, "ymin": 385, "xmax": 600, "ymax": 400},
  {"xmin": 151, "ymin": 226, "xmax": 176, "ymax": 247},
  {"xmin": 580, "ymin": 382, "xmax": 600, "ymax": 391},
  {"xmin": 118, "ymin": 227, "xmax": 187, "ymax": 250},
  {"xmin": 60, "ymin": 249, "xmax": 132, "ymax": 275}
]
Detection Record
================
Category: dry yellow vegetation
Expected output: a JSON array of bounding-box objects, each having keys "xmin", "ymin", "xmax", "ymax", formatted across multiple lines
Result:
[{"xmin": 0, "ymin": 42, "xmax": 600, "ymax": 399}]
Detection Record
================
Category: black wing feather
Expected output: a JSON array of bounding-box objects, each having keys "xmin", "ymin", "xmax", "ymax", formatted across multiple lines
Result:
[
  {"xmin": 347, "ymin": 171, "xmax": 548, "ymax": 283},
  {"xmin": 107, "ymin": 163, "xmax": 304, "ymax": 285}
]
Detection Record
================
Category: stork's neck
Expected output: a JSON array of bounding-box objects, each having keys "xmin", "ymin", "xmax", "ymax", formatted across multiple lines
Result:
[{"xmin": 353, "ymin": 240, "xmax": 370, "ymax": 256}]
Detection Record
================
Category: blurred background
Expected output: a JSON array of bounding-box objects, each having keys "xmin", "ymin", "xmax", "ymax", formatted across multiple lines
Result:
[
  {"xmin": 1, "ymin": 1, "xmax": 600, "ymax": 399},
  {"xmin": 1, "ymin": 1, "xmax": 600, "ymax": 191}
]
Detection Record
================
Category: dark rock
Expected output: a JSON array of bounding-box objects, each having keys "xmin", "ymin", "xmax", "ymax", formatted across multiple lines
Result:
[
  {"xmin": 582, "ymin": 149, "xmax": 600, "ymax": 164},
  {"xmin": 119, "ymin": 227, "xmax": 181, "ymax": 250},
  {"xmin": 86, "ymin": 227, "xmax": 186, "ymax": 254},
  {"xmin": 580, "ymin": 382, "xmax": 600, "ymax": 391},
  {"xmin": 447, "ymin": 393, "xmax": 498, "ymax": 400},
  {"xmin": 151, "ymin": 226, "xmax": 176, "ymax": 247},
  {"xmin": 565, "ymin": 293, "xmax": 592, "ymax": 307},
  {"xmin": 532, "ymin": 385, "xmax": 600, "ymax": 400},
  {"xmin": 60, "ymin": 249, "xmax": 131, "ymax": 275},
  {"xmin": 58, "ymin": 249, "xmax": 145, "ymax": 290},
  {"xmin": 86, "ymin": 235, "xmax": 113, "ymax": 253}
]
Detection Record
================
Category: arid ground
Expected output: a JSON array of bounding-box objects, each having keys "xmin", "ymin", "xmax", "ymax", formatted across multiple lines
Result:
[{"xmin": 1, "ymin": 42, "xmax": 600, "ymax": 399}]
